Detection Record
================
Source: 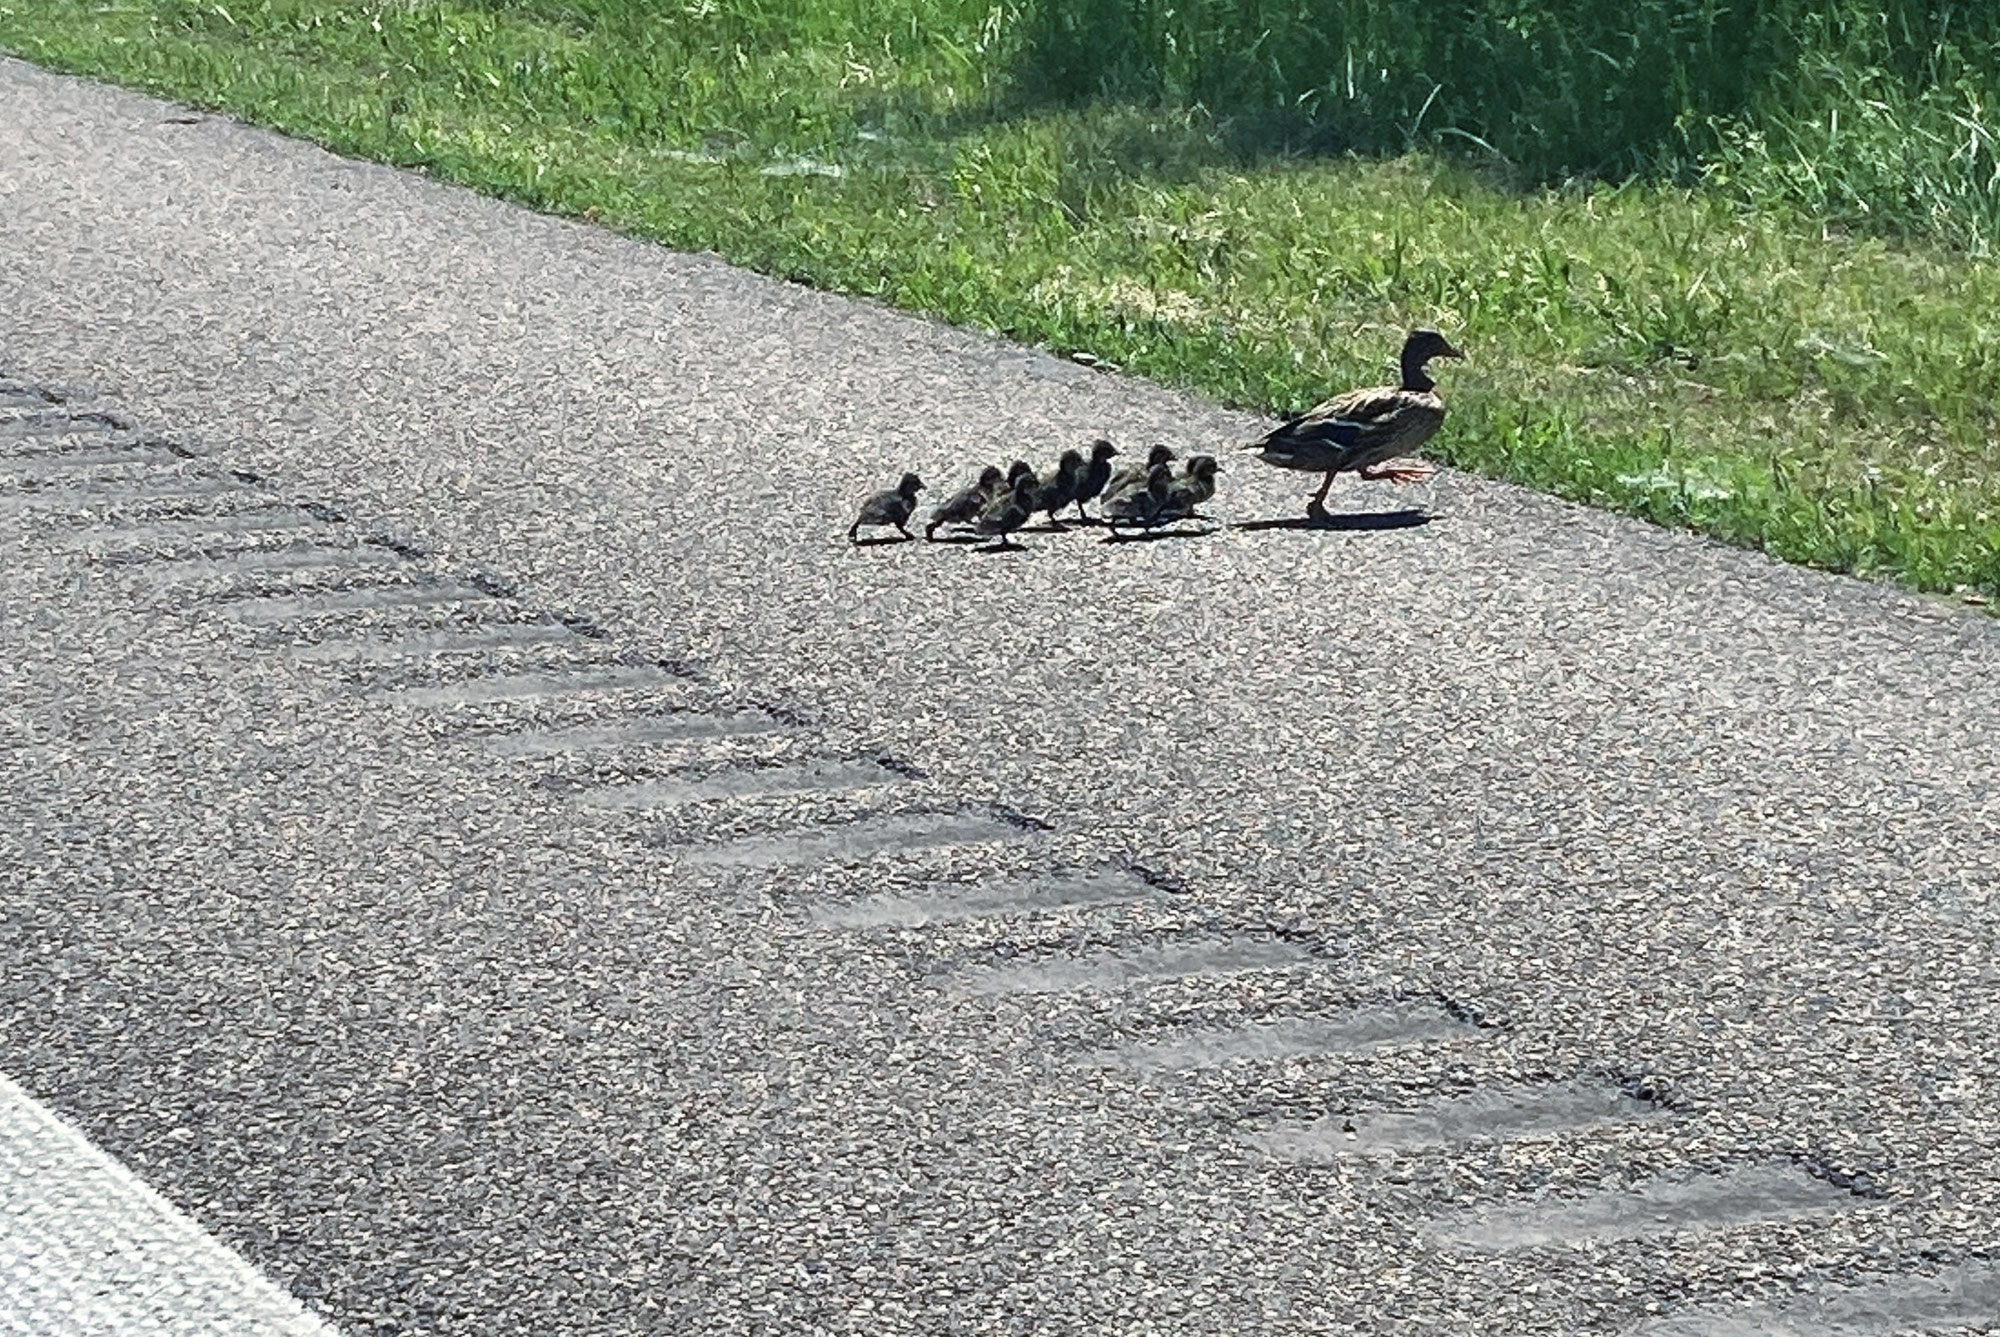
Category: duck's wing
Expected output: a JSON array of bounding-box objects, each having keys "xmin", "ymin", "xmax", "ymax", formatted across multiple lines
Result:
[{"xmin": 1255, "ymin": 387, "xmax": 1442, "ymax": 472}]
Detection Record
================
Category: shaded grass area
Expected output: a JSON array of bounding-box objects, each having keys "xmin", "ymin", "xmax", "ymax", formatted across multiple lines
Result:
[{"xmin": 0, "ymin": 1, "xmax": 1995, "ymax": 603}]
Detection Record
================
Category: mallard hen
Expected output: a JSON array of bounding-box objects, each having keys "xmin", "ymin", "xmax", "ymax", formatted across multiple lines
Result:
[
  {"xmin": 1249, "ymin": 329, "xmax": 1462, "ymax": 518},
  {"xmin": 848, "ymin": 471, "xmax": 924, "ymax": 542}
]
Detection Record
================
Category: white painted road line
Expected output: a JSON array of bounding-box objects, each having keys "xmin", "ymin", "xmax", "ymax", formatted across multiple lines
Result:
[{"xmin": 0, "ymin": 1072, "xmax": 335, "ymax": 1337}]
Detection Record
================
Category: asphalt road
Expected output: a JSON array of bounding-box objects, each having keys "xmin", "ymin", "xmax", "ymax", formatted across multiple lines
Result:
[{"xmin": 4, "ymin": 55, "xmax": 2000, "ymax": 1336}]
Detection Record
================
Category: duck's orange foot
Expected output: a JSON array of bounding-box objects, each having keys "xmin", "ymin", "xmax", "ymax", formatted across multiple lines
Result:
[{"xmin": 1359, "ymin": 459, "xmax": 1439, "ymax": 485}]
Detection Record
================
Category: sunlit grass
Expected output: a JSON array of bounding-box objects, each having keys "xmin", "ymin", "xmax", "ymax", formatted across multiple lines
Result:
[{"xmin": 1, "ymin": 0, "xmax": 1994, "ymax": 602}]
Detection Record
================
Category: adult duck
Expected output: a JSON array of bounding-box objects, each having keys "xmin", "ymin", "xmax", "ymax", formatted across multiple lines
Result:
[{"xmin": 1249, "ymin": 329, "xmax": 1462, "ymax": 519}]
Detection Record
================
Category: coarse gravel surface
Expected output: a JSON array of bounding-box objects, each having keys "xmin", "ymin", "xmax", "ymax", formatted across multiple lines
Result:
[{"xmin": 3, "ymin": 55, "xmax": 2000, "ymax": 1337}]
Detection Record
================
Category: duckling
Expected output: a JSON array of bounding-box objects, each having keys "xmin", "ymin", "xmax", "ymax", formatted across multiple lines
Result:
[
  {"xmin": 1069, "ymin": 439, "xmax": 1120, "ymax": 521},
  {"xmin": 1031, "ymin": 448, "xmax": 1087, "ymax": 527},
  {"xmin": 1248, "ymin": 329, "xmax": 1461, "ymax": 519},
  {"xmin": 926, "ymin": 464, "xmax": 1004, "ymax": 540},
  {"xmin": 848, "ymin": 471, "xmax": 923, "ymax": 543},
  {"xmin": 1104, "ymin": 462, "xmax": 1175, "ymax": 535},
  {"xmin": 1160, "ymin": 455, "xmax": 1221, "ymax": 521},
  {"xmin": 973, "ymin": 473, "xmax": 1037, "ymax": 549},
  {"xmin": 1102, "ymin": 443, "xmax": 1175, "ymax": 505}
]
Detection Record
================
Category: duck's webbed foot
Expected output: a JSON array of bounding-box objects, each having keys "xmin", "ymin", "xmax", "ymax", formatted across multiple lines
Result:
[{"xmin": 1359, "ymin": 459, "xmax": 1439, "ymax": 485}]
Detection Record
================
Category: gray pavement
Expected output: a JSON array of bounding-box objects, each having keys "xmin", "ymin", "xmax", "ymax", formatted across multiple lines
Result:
[{"xmin": 3, "ymin": 54, "xmax": 1999, "ymax": 1336}]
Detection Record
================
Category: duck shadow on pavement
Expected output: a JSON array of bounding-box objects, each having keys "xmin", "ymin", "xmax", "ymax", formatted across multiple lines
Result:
[{"xmin": 1232, "ymin": 508, "xmax": 1432, "ymax": 533}]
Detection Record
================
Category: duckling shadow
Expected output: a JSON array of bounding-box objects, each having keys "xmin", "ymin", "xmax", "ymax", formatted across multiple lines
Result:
[
  {"xmin": 849, "ymin": 534, "xmax": 918, "ymax": 548},
  {"xmin": 1100, "ymin": 525, "xmax": 1221, "ymax": 545},
  {"xmin": 1233, "ymin": 508, "xmax": 1431, "ymax": 534}
]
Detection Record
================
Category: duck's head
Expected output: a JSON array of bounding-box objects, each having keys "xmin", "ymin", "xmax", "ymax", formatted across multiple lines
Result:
[
  {"xmin": 1186, "ymin": 455, "xmax": 1219, "ymax": 480},
  {"xmin": 1090, "ymin": 438, "xmax": 1119, "ymax": 462},
  {"xmin": 1399, "ymin": 329, "xmax": 1463, "ymax": 391},
  {"xmin": 1405, "ymin": 328, "xmax": 1463, "ymax": 362},
  {"xmin": 898, "ymin": 471, "xmax": 924, "ymax": 496}
]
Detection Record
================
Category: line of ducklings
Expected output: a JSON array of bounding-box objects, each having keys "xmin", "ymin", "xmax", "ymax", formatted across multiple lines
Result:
[{"xmin": 848, "ymin": 440, "xmax": 1221, "ymax": 548}]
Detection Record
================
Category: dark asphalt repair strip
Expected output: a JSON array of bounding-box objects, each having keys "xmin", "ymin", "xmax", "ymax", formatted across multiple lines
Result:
[
  {"xmin": 1088, "ymin": 1003, "xmax": 1468, "ymax": 1072},
  {"xmin": 570, "ymin": 758, "xmax": 903, "ymax": 810},
  {"xmin": 677, "ymin": 809, "xmax": 1041, "ymax": 869},
  {"xmin": 1248, "ymin": 1080, "xmax": 1669, "ymax": 1159},
  {"xmin": 1433, "ymin": 1162, "xmax": 1868, "ymax": 1251},
  {"xmin": 811, "ymin": 866, "xmax": 1161, "ymax": 928},
  {"xmin": 1624, "ymin": 1259, "xmax": 2000, "ymax": 1335},
  {"xmin": 951, "ymin": 934, "xmax": 1321, "ymax": 997},
  {"xmin": 479, "ymin": 711, "xmax": 789, "ymax": 756},
  {"xmin": 374, "ymin": 663, "xmax": 688, "ymax": 707}
]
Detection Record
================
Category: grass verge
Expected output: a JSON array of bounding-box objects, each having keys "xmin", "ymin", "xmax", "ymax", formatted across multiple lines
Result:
[{"xmin": 0, "ymin": 1, "xmax": 1995, "ymax": 604}]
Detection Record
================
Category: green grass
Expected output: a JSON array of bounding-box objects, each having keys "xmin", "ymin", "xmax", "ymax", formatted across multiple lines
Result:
[{"xmin": 1, "ymin": 0, "xmax": 1996, "ymax": 604}]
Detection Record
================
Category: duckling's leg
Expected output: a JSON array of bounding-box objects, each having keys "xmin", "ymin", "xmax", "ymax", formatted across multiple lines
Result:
[
  {"xmin": 1359, "ymin": 460, "xmax": 1439, "ymax": 484},
  {"xmin": 847, "ymin": 521, "xmax": 862, "ymax": 543},
  {"xmin": 1306, "ymin": 471, "xmax": 1337, "ymax": 519},
  {"xmin": 895, "ymin": 522, "xmax": 915, "ymax": 541}
]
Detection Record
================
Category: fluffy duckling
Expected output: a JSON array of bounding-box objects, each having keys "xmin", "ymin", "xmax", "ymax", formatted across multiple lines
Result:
[
  {"xmin": 1161, "ymin": 455, "xmax": 1220, "ymax": 520},
  {"xmin": 1102, "ymin": 443, "xmax": 1175, "ymax": 505},
  {"xmin": 848, "ymin": 471, "xmax": 923, "ymax": 543},
  {"xmin": 1249, "ymin": 328, "xmax": 1461, "ymax": 518},
  {"xmin": 1032, "ymin": 448, "xmax": 1087, "ymax": 527},
  {"xmin": 974, "ymin": 473, "xmax": 1037, "ymax": 549},
  {"xmin": 1104, "ymin": 462, "xmax": 1175, "ymax": 535},
  {"xmin": 926, "ymin": 464, "xmax": 1004, "ymax": 540},
  {"xmin": 1069, "ymin": 439, "xmax": 1120, "ymax": 521}
]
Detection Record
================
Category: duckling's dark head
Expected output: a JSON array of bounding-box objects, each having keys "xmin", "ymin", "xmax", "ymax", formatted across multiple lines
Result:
[
  {"xmin": 1090, "ymin": 439, "xmax": 1119, "ymax": 461},
  {"xmin": 1057, "ymin": 447, "xmax": 1085, "ymax": 473},
  {"xmin": 1146, "ymin": 443, "xmax": 1174, "ymax": 468},
  {"xmin": 1187, "ymin": 455, "xmax": 1219, "ymax": 479},
  {"xmin": 1007, "ymin": 460, "xmax": 1035, "ymax": 483},
  {"xmin": 898, "ymin": 472, "xmax": 924, "ymax": 496},
  {"xmin": 976, "ymin": 464, "xmax": 1004, "ymax": 487}
]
